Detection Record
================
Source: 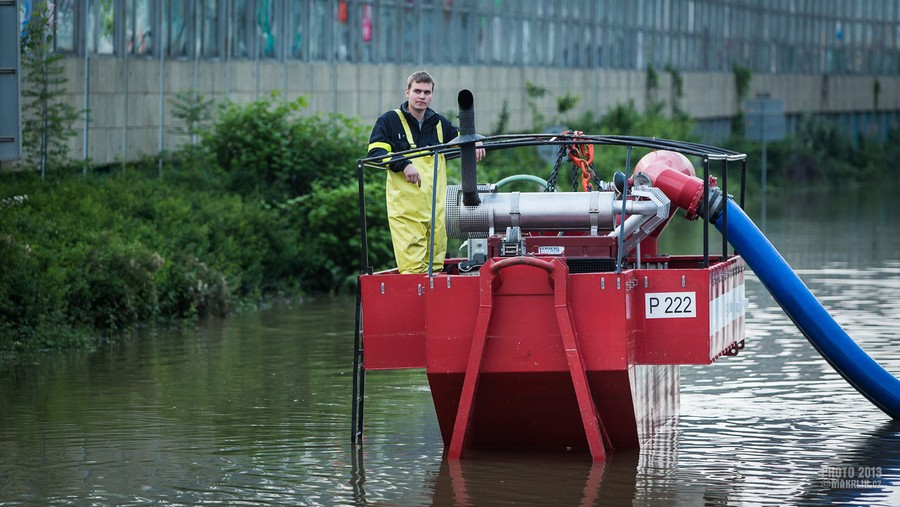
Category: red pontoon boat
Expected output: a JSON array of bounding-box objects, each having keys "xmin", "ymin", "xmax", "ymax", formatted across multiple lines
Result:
[{"xmin": 351, "ymin": 90, "xmax": 748, "ymax": 462}]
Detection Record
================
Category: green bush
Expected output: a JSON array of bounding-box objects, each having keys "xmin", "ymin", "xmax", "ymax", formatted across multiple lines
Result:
[
  {"xmin": 202, "ymin": 94, "xmax": 366, "ymax": 201},
  {"xmin": 0, "ymin": 168, "xmax": 281, "ymax": 351},
  {"xmin": 292, "ymin": 174, "xmax": 393, "ymax": 293},
  {"xmin": 64, "ymin": 236, "xmax": 162, "ymax": 332},
  {"xmin": 0, "ymin": 93, "xmax": 377, "ymax": 355},
  {"xmin": 726, "ymin": 114, "xmax": 898, "ymax": 189},
  {"xmin": 156, "ymin": 254, "xmax": 229, "ymax": 320},
  {"xmin": 0, "ymin": 227, "xmax": 54, "ymax": 346}
]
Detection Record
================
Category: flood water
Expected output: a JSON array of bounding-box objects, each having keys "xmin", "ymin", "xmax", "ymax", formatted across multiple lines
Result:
[{"xmin": 2, "ymin": 185, "xmax": 900, "ymax": 506}]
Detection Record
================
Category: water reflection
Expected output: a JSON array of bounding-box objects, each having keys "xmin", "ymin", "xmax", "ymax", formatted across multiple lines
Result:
[
  {"xmin": 429, "ymin": 452, "xmax": 627, "ymax": 506},
  {"xmin": 796, "ymin": 421, "xmax": 900, "ymax": 506},
  {"xmin": 1, "ymin": 186, "xmax": 900, "ymax": 506}
]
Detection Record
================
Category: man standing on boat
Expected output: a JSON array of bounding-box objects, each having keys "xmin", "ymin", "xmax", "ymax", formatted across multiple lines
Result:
[{"xmin": 367, "ymin": 70, "xmax": 484, "ymax": 274}]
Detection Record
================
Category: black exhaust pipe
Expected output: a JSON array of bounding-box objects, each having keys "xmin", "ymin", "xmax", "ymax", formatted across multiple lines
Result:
[{"xmin": 454, "ymin": 89, "xmax": 483, "ymax": 206}]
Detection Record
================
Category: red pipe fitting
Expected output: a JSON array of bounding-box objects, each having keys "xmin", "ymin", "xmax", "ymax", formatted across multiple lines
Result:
[{"xmin": 633, "ymin": 150, "xmax": 706, "ymax": 220}]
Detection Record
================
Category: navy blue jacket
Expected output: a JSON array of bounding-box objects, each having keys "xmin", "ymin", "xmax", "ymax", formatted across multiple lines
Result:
[{"xmin": 367, "ymin": 101, "xmax": 459, "ymax": 172}]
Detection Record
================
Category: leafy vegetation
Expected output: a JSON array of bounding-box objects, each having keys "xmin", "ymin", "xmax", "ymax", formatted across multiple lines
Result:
[
  {"xmin": 726, "ymin": 113, "xmax": 900, "ymax": 189},
  {"xmin": 1, "ymin": 93, "xmax": 392, "ymax": 356}
]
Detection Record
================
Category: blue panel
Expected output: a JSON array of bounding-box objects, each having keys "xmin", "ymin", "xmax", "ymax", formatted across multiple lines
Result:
[{"xmin": 0, "ymin": 0, "xmax": 21, "ymax": 161}]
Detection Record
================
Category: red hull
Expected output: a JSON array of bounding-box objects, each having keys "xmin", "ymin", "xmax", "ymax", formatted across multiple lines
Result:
[{"xmin": 427, "ymin": 367, "xmax": 678, "ymax": 451}]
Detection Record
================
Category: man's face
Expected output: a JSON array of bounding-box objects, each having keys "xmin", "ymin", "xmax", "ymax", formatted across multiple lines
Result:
[{"xmin": 405, "ymin": 81, "xmax": 434, "ymax": 114}]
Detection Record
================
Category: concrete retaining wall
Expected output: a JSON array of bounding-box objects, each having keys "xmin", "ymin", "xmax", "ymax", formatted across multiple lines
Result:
[{"xmin": 53, "ymin": 57, "xmax": 900, "ymax": 165}]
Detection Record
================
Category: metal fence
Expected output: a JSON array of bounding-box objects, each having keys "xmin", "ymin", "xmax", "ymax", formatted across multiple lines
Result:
[{"xmin": 9, "ymin": 0, "xmax": 900, "ymax": 167}]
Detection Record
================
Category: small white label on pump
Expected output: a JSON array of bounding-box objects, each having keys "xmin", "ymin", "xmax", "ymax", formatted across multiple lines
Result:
[
  {"xmin": 538, "ymin": 246, "xmax": 565, "ymax": 255},
  {"xmin": 645, "ymin": 292, "xmax": 696, "ymax": 319}
]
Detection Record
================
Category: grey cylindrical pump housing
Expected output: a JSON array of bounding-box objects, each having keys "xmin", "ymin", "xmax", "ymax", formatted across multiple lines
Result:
[{"xmin": 446, "ymin": 187, "xmax": 622, "ymax": 238}]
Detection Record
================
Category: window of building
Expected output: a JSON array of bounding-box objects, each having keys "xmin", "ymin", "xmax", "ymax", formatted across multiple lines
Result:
[
  {"xmin": 199, "ymin": 0, "xmax": 220, "ymax": 58},
  {"xmin": 544, "ymin": 2, "xmax": 556, "ymax": 67},
  {"xmin": 335, "ymin": 0, "xmax": 353, "ymax": 62},
  {"xmin": 490, "ymin": 5, "xmax": 503, "ymax": 65},
  {"xmin": 422, "ymin": 0, "xmax": 438, "ymax": 64},
  {"xmin": 521, "ymin": 2, "xmax": 532, "ymax": 66},
  {"xmin": 475, "ymin": 11, "xmax": 487, "ymax": 64},
  {"xmin": 231, "ymin": 0, "xmax": 253, "ymax": 58},
  {"xmin": 360, "ymin": 2, "xmax": 374, "ymax": 63},
  {"xmin": 126, "ymin": 0, "xmax": 153, "ymax": 55},
  {"xmin": 162, "ymin": 0, "xmax": 189, "ymax": 57},
  {"xmin": 53, "ymin": 0, "xmax": 77, "ymax": 52},
  {"xmin": 258, "ymin": 0, "xmax": 277, "ymax": 59},
  {"xmin": 87, "ymin": 0, "xmax": 116, "ymax": 55},
  {"xmin": 289, "ymin": 1, "xmax": 307, "ymax": 60},
  {"xmin": 532, "ymin": 1, "xmax": 546, "ymax": 66},
  {"xmin": 401, "ymin": 1, "xmax": 417, "ymax": 64},
  {"xmin": 311, "ymin": 0, "xmax": 327, "ymax": 61},
  {"xmin": 377, "ymin": 0, "xmax": 398, "ymax": 63}
]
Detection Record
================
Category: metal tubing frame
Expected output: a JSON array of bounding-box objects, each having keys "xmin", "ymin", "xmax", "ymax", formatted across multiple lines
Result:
[
  {"xmin": 351, "ymin": 161, "xmax": 371, "ymax": 445},
  {"xmin": 427, "ymin": 149, "xmax": 440, "ymax": 278},
  {"xmin": 351, "ymin": 279, "xmax": 366, "ymax": 445},
  {"xmin": 721, "ymin": 158, "xmax": 728, "ymax": 257},
  {"xmin": 703, "ymin": 158, "xmax": 710, "ymax": 267},
  {"xmin": 740, "ymin": 158, "xmax": 747, "ymax": 208},
  {"xmin": 615, "ymin": 146, "xmax": 632, "ymax": 274}
]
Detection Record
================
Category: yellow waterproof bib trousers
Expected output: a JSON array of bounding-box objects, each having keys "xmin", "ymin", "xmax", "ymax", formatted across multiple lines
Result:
[{"xmin": 386, "ymin": 110, "xmax": 446, "ymax": 274}]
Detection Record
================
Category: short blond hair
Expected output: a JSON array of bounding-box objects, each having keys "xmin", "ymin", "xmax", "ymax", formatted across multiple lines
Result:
[{"xmin": 406, "ymin": 70, "xmax": 435, "ymax": 90}]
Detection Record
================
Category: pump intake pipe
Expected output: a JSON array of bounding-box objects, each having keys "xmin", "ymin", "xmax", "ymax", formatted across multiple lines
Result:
[
  {"xmin": 637, "ymin": 150, "xmax": 900, "ymax": 420},
  {"xmin": 449, "ymin": 89, "xmax": 485, "ymax": 207}
]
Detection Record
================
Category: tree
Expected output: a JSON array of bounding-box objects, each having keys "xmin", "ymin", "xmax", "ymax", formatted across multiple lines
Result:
[
  {"xmin": 731, "ymin": 63, "xmax": 753, "ymax": 138},
  {"xmin": 19, "ymin": 1, "xmax": 81, "ymax": 179},
  {"xmin": 169, "ymin": 89, "xmax": 216, "ymax": 145}
]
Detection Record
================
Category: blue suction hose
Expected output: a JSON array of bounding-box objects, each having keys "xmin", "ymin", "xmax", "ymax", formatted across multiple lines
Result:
[{"xmin": 715, "ymin": 198, "xmax": 900, "ymax": 419}]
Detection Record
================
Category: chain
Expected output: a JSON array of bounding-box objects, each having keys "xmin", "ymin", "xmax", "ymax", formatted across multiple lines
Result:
[
  {"xmin": 547, "ymin": 133, "xmax": 602, "ymax": 192},
  {"xmin": 544, "ymin": 144, "xmax": 568, "ymax": 192}
]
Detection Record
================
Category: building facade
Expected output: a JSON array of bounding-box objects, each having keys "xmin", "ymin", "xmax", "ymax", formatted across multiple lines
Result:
[{"xmin": 15, "ymin": 0, "xmax": 900, "ymax": 165}]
